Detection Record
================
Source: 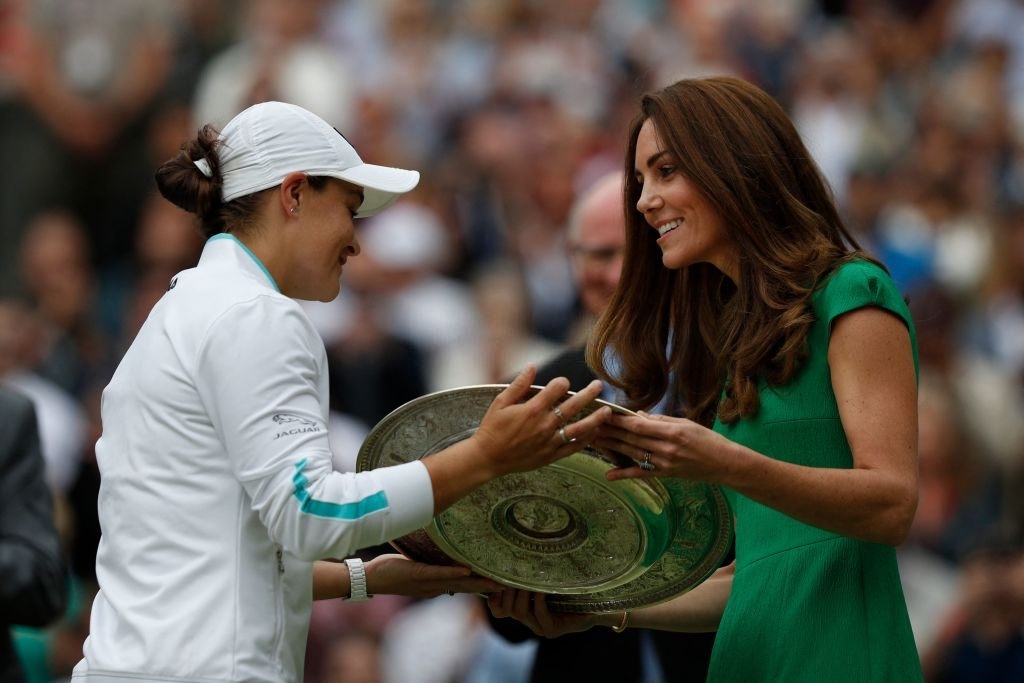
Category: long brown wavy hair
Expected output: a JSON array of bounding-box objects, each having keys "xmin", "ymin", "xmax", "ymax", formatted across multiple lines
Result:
[{"xmin": 586, "ymin": 76, "xmax": 880, "ymax": 426}]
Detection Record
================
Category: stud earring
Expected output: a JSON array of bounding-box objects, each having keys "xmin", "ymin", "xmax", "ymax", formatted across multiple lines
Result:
[{"xmin": 290, "ymin": 207, "xmax": 298, "ymax": 214}]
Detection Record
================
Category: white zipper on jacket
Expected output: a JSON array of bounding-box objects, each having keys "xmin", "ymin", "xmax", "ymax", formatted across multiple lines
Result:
[{"xmin": 272, "ymin": 545, "xmax": 286, "ymax": 674}]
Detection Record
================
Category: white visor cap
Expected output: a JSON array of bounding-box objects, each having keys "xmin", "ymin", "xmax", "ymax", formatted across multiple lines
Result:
[{"xmin": 211, "ymin": 101, "xmax": 419, "ymax": 216}]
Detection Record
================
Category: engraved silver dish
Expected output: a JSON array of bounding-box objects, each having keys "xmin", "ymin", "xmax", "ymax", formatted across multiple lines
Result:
[{"xmin": 356, "ymin": 384, "xmax": 733, "ymax": 612}]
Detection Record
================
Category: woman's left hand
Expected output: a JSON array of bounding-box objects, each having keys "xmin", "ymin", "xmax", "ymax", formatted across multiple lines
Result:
[{"xmin": 594, "ymin": 412, "xmax": 736, "ymax": 483}]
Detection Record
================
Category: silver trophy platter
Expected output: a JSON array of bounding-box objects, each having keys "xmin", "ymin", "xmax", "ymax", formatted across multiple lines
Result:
[{"xmin": 356, "ymin": 384, "xmax": 733, "ymax": 612}]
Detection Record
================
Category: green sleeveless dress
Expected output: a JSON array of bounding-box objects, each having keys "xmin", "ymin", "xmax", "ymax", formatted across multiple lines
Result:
[{"xmin": 707, "ymin": 260, "xmax": 923, "ymax": 682}]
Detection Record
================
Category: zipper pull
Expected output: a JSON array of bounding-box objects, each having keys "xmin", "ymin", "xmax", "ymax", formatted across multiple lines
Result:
[{"xmin": 276, "ymin": 547, "xmax": 284, "ymax": 574}]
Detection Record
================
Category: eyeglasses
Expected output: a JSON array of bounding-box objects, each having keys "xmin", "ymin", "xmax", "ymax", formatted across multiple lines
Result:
[{"xmin": 568, "ymin": 244, "xmax": 623, "ymax": 266}]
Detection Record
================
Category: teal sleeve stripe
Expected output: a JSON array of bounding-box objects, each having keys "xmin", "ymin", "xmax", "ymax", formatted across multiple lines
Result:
[{"xmin": 291, "ymin": 459, "xmax": 389, "ymax": 520}]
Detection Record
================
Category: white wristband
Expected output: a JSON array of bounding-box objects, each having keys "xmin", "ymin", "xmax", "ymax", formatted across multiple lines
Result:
[{"xmin": 343, "ymin": 557, "xmax": 370, "ymax": 601}]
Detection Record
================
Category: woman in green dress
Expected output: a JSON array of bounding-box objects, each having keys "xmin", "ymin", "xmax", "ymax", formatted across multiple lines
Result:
[{"xmin": 489, "ymin": 76, "xmax": 923, "ymax": 682}]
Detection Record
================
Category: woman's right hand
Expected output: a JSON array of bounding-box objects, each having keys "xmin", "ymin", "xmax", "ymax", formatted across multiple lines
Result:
[
  {"xmin": 593, "ymin": 410, "xmax": 735, "ymax": 484},
  {"xmin": 487, "ymin": 588, "xmax": 603, "ymax": 638},
  {"xmin": 423, "ymin": 365, "xmax": 610, "ymax": 514},
  {"xmin": 469, "ymin": 365, "xmax": 610, "ymax": 478}
]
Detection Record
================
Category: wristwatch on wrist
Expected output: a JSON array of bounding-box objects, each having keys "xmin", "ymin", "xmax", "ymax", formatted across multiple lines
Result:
[{"xmin": 343, "ymin": 557, "xmax": 371, "ymax": 601}]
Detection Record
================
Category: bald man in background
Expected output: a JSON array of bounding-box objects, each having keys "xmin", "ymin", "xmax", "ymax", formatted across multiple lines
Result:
[{"xmin": 562, "ymin": 172, "xmax": 628, "ymax": 347}]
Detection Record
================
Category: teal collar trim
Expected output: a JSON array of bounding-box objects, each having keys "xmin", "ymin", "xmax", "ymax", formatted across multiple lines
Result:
[{"xmin": 208, "ymin": 233, "xmax": 280, "ymax": 292}]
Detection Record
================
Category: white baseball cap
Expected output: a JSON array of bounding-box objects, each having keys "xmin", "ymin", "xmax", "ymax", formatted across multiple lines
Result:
[{"xmin": 196, "ymin": 101, "xmax": 419, "ymax": 216}]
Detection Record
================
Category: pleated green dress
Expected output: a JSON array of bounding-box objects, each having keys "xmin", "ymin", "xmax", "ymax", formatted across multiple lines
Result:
[{"xmin": 707, "ymin": 260, "xmax": 924, "ymax": 682}]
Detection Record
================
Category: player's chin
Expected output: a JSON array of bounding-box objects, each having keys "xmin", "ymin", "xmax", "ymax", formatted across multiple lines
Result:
[{"xmin": 314, "ymin": 278, "xmax": 342, "ymax": 303}]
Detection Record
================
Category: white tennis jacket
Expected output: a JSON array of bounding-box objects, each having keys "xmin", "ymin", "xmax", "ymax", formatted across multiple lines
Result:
[{"xmin": 73, "ymin": 235, "xmax": 434, "ymax": 683}]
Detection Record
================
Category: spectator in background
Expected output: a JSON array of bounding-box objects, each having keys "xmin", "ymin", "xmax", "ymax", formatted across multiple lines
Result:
[
  {"xmin": 514, "ymin": 171, "xmax": 630, "ymax": 392},
  {"xmin": 965, "ymin": 203, "xmax": 1024, "ymax": 391},
  {"xmin": 562, "ymin": 171, "xmax": 628, "ymax": 345},
  {"xmin": 192, "ymin": 0, "xmax": 356, "ymax": 131},
  {"xmin": 428, "ymin": 261, "xmax": 561, "ymax": 391},
  {"xmin": 0, "ymin": 299, "xmax": 88, "ymax": 500},
  {"xmin": 789, "ymin": 24, "xmax": 876, "ymax": 211},
  {"xmin": 0, "ymin": 387, "xmax": 67, "ymax": 683},
  {"xmin": 320, "ymin": 289, "xmax": 432, "ymax": 433},
  {"xmin": 16, "ymin": 210, "xmax": 113, "ymax": 399},
  {"xmin": 920, "ymin": 528, "xmax": 1024, "ymax": 683},
  {"xmin": 909, "ymin": 280, "xmax": 1024, "ymax": 492},
  {"xmin": 109, "ymin": 193, "xmax": 205, "ymax": 348},
  {"xmin": 345, "ymin": 201, "xmax": 477, "ymax": 358},
  {"xmin": 0, "ymin": 0, "xmax": 180, "ymax": 283},
  {"xmin": 898, "ymin": 371, "xmax": 1002, "ymax": 656}
]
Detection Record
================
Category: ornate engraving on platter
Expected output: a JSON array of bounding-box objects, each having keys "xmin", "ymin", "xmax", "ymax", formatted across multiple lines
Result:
[
  {"xmin": 546, "ymin": 477, "xmax": 733, "ymax": 613},
  {"xmin": 427, "ymin": 454, "xmax": 672, "ymax": 593},
  {"xmin": 357, "ymin": 385, "xmax": 733, "ymax": 612}
]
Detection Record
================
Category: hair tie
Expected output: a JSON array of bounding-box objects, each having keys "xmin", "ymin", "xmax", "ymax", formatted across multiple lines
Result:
[{"xmin": 193, "ymin": 158, "xmax": 213, "ymax": 178}]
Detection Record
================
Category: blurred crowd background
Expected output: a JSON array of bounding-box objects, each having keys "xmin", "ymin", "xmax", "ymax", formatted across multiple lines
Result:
[{"xmin": 2, "ymin": 0, "xmax": 1024, "ymax": 681}]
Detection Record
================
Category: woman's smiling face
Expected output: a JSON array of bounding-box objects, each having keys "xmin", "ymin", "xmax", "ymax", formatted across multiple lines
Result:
[
  {"xmin": 633, "ymin": 118, "xmax": 739, "ymax": 281},
  {"xmin": 287, "ymin": 178, "xmax": 363, "ymax": 302}
]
